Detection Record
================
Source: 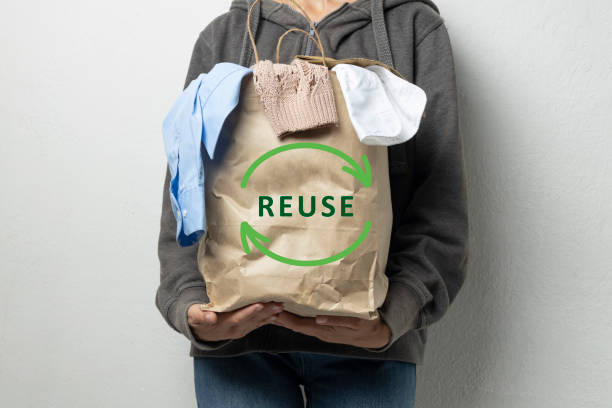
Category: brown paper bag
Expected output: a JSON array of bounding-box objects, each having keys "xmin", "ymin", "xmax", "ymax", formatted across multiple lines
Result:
[{"xmin": 196, "ymin": 0, "xmax": 393, "ymax": 320}]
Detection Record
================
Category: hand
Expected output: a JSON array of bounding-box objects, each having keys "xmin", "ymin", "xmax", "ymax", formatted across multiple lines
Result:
[
  {"xmin": 269, "ymin": 310, "xmax": 391, "ymax": 349},
  {"xmin": 187, "ymin": 301, "xmax": 283, "ymax": 342}
]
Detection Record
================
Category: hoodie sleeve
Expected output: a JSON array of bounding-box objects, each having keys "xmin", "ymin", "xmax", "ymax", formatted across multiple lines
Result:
[
  {"xmin": 155, "ymin": 30, "xmax": 235, "ymax": 351},
  {"xmin": 365, "ymin": 21, "xmax": 469, "ymax": 352}
]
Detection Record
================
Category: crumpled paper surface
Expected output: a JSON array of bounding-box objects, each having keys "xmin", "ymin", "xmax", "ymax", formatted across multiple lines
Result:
[{"xmin": 197, "ymin": 72, "xmax": 393, "ymax": 320}]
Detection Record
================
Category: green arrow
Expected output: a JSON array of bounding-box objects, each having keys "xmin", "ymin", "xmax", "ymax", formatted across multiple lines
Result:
[
  {"xmin": 240, "ymin": 220, "xmax": 372, "ymax": 267},
  {"xmin": 241, "ymin": 142, "xmax": 372, "ymax": 188}
]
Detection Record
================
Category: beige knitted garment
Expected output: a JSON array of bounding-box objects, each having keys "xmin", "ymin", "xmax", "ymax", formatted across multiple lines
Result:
[{"xmin": 250, "ymin": 58, "xmax": 338, "ymax": 138}]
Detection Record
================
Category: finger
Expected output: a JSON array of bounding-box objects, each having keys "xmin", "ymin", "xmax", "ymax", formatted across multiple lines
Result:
[
  {"xmin": 255, "ymin": 312, "xmax": 281, "ymax": 327},
  {"xmin": 238, "ymin": 303, "xmax": 283, "ymax": 331},
  {"xmin": 202, "ymin": 311, "xmax": 218, "ymax": 325},
  {"xmin": 254, "ymin": 302, "xmax": 284, "ymax": 323},
  {"xmin": 226, "ymin": 303, "xmax": 265, "ymax": 325},
  {"xmin": 315, "ymin": 315, "xmax": 362, "ymax": 329},
  {"xmin": 272, "ymin": 312, "xmax": 328, "ymax": 337},
  {"xmin": 188, "ymin": 308, "xmax": 218, "ymax": 326}
]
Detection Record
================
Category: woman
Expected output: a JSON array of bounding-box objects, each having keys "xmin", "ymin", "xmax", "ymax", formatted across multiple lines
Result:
[{"xmin": 156, "ymin": 0, "xmax": 468, "ymax": 406}]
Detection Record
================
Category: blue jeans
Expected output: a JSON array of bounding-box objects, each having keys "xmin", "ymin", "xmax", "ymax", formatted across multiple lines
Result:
[{"xmin": 194, "ymin": 351, "xmax": 416, "ymax": 408}]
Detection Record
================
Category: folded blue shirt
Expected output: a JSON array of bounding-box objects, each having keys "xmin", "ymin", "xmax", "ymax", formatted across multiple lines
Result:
[{"xmin": 162, "ymin": 62, "xmax": 253, "ymax": 246}]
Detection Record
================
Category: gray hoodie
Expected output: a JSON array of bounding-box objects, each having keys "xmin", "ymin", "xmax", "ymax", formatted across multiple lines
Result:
[{"xmin": 156, "ymin": 0, "xmax": 468, "ymax": 365}]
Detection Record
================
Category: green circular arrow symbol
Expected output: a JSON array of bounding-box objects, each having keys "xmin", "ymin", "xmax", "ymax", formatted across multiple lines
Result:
[
  {"xmin": 241, "ymin": 220, "xmax": 372, "ymax": 267},
  {"xmin": 241, "ymin": 142, "xmax": 372, "ymax": 188},
  {"xmin": 240, "ymin": 142, "xmax": 372, "ymax": 266}
]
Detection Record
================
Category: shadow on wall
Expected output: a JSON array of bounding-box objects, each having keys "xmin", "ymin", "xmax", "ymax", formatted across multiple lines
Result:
[{"xmin": 415, "ymin": 33, "xmax": 508, "ymax": 408}]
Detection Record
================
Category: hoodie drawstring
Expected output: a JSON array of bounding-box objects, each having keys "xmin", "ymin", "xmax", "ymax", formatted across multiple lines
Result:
[
  {"xmin": 371, "ymin": 0, "xmax": 395, "ymax": 69},
  {"xmin": 240, "ymin": 0, "xmax": 261, "ymax": 67},
  {"xmin": 370, "ymin": 0, "xmax": 405, "ymax": 170}
]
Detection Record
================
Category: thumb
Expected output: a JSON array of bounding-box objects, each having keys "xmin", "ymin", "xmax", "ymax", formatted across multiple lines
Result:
[
  {"xmin": 188, "ymin": 304, "xmax": 218, "ymax": 326},
  {"xmin": 201, "ymin": 310, "xmax": 218, "ymax": 325}
]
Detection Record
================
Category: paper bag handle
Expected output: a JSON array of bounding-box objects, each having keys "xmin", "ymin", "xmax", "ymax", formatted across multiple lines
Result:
[
  {"xmin": 275, "ymin": 28, "xmax": 327, "ymax": 66},
  {"xmin": 247, "ymin": 0, "xmax": 327, "ymax": 66}
]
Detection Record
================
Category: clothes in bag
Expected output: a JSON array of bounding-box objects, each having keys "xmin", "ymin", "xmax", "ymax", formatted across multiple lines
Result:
[
  {"xmin": 331, "ymin": 63, "xmax": 427, "ymax": 146},
  {"xmin": 162, "ymin": 62, "xmax": 252, "ymax": 246}
]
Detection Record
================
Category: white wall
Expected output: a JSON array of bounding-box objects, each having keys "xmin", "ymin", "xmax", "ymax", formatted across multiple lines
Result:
[{"xmin": 0, "ymin": 1, "xmax": 610, "ymax": 407}]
